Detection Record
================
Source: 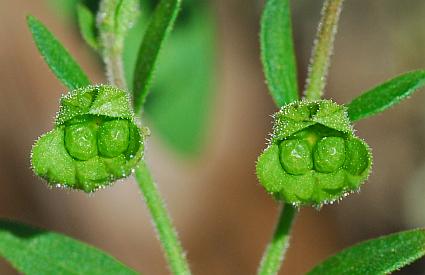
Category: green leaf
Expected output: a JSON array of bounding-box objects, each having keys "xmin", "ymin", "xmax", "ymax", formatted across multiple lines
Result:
[
  {"xmin": 347, "ymin": 70, "xmax": 425, "ymax": 122},
  {"xmin": 260, "ymin": 0, "xmax": 299, "ymax": 107},
  {"xmin": 0, "ymin": 219, "xmax": 138, "ymax": 274},
  {"xmin": 124, "ymin": 4, "xmax": 215, "ymax": 155},
  {"xmin": 27, "ymin": 16, "xmax": 91, "ymax": 90},
  {"xmin": 144, "ymin": 10, "xmax": 215, "ymax": 155},
  {"xmin": 308, "ymin": 228, "xmax": 425, "ymax": 275},
  {"xmin": 132, "ymin": 0, "xmax": 182, "ymax": 113},
  {"xmin": 77, "ymin": 3, "xmax": 99, "ymax": 50}
]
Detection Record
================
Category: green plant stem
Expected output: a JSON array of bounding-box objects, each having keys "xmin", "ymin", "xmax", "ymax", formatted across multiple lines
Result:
[
  {"xmin": 258, "ymin": 204, "xmax": 297, "ymax": 275},
  {"xmin": 104, "ymin": 47, "xmax": 128, "ymax": 90},
  {"xmin": 135, "ymin": 161, "xmax": 191, "ymax": 275},
  {"xmin": 99, "ymin": 27, "xmax": 127, "ymax": 90},
  {"xmin": 304, "ymin": 0, "xmax": 344, "ymax": 100},
  {"xmin": 97, "ymin": 0, "xmax": 129, "ymax": 90}
]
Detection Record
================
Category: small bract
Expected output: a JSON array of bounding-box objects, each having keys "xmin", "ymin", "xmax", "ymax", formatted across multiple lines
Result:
[
  {"xmin": 31, "ymin": 85, "xmax": 144, "ymax": 192},
  {"xmin": 256, "ymin": 100, "xmax": 372, "ymax": 206}
]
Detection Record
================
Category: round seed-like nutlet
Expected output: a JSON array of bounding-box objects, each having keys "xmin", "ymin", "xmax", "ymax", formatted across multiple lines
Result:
[
  {"xmin": 344, "ymin": 138, "xmax": 370, "ymax": 176},
  {"xmin": 279, "ymin": 139, "xmax": 313, "ymax": 175},
  {"xmin": 256, "ymin": 100, "xmax": 372, "ymax": 206},
  {"xmin": 64, "ymin": 121, "xmax": 98, "ymax": 161},
  {"xmin": 98, "ymin": 120, "xmax": 130, "ymax": 158},
  {"xmin": 313, "ymin": 137, "xmax": 345, "ymax": 173}
]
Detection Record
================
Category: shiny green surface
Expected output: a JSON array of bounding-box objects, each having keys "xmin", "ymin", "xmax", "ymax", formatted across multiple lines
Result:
[
  {"xmin": 31, "ymin": 85, "xmax": 144, "ymax": 192},
  {"xmin": 256, "ymin": 100, "xmax": 372, "ymax": 206}
]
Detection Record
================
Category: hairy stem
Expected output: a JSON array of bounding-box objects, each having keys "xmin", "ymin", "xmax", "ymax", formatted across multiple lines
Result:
[
  {"xmin": 135, "ymin": 161, "xmax": 191, "ymax": 275},
  {"xmin": 258, "ymin": 204, "xmax": 297, "ymax": 275},
  {"xmin": 97, "ymin": 0, "xmax": 138, "ymax": 90},
  {"xmin": 97, "ymin": 12, "xmax": 128, "ymax": 90},
  {"xmin": 103, "ymin": 45, "xmax": 127, "ymax": 90},
  {"xmin": 304, "ymin": 0, "xmax": 344, "ymax": 100}
]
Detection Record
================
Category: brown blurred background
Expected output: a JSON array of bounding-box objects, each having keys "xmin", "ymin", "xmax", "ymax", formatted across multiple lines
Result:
[{"xmin": 1, "ymin": 0, "xmax": 425, "ymax": 274}]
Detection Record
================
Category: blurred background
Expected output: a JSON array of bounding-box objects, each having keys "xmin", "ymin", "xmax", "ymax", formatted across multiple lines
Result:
[{"xmin": 1, "ymin": 0, "xmax": 425, "ymax": 274}]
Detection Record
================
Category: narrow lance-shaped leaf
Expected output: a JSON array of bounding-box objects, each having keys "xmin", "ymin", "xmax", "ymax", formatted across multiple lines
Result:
[
  {"xmin": 77, "ymin": 3, "xmax": 99, "ymax": 50},
  {"xmin": 0, "ymin": 219, "xmax": 138, "ymax": 275},
  {"xmin": 27, "ymin": 16, "xmax": 90, "ymax": 90},
  {"xmin": 308, "ymin": 228, "xmax": 425, "ymax": 275},
  {"xmin": 260, "ymin": 0, "xmax": 299, "ymax": 107},
  {"xmin": 132, "ymin": 0, "xmax": 182, "ymax": 113},
  {"xmin": 347, "ymin": 70, "xmax": 425, "ymax": 122}
]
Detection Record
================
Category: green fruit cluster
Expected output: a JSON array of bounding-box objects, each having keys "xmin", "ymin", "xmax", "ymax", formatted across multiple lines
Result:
[
  {"xmin": 256, "ymin": 100, "xmax": 372, "ymax": 206},
  {"xmin": 31, "ymin": 85, "xmax": 144, "ymax": 192}
]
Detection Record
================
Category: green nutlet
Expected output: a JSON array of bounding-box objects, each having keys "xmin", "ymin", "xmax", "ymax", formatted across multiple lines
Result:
[
  {"xmin": 256, "ymin": 100, "xmax": 372, "ymax": 206},
  {"xmin": 31, "ymin": 85, "xmax": 144, "ymax": 192}
]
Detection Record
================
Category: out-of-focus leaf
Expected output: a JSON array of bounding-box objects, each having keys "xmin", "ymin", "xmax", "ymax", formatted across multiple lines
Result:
[
  {"xmin": 46, "ymin": 0, "xmax": 80, "ymax": 17},
  {"xmin": 125, "ymin": 5, "xmax": 215, "ymax": 155},
  {"xmin": 77, "ymin": 3, "xmax": 99, "ymax": 50},
  {"xmin": 27, "ymin": 16, "xmax": 90, "ymax": 89},
  {"xmin": 132, "ymin": 0, "xmax": 182, "ymax": 113},
  {"xmin": 308, "ymin": 229, "xmax": 425, "ymax": 275},
  {"xmin": 145, "ymin": 12, "xmax": 215, "ymax": 154},
  {"xmin": 260, "ymin": 0, "xmax": 299, "ymax": 107},
  {"xmin": 0, "ymin": 219, "xmax": 138, "ymax": 275},
  {"xmin": 347, "ymin": 70, "xmax": 425, "ymax": 122}
]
